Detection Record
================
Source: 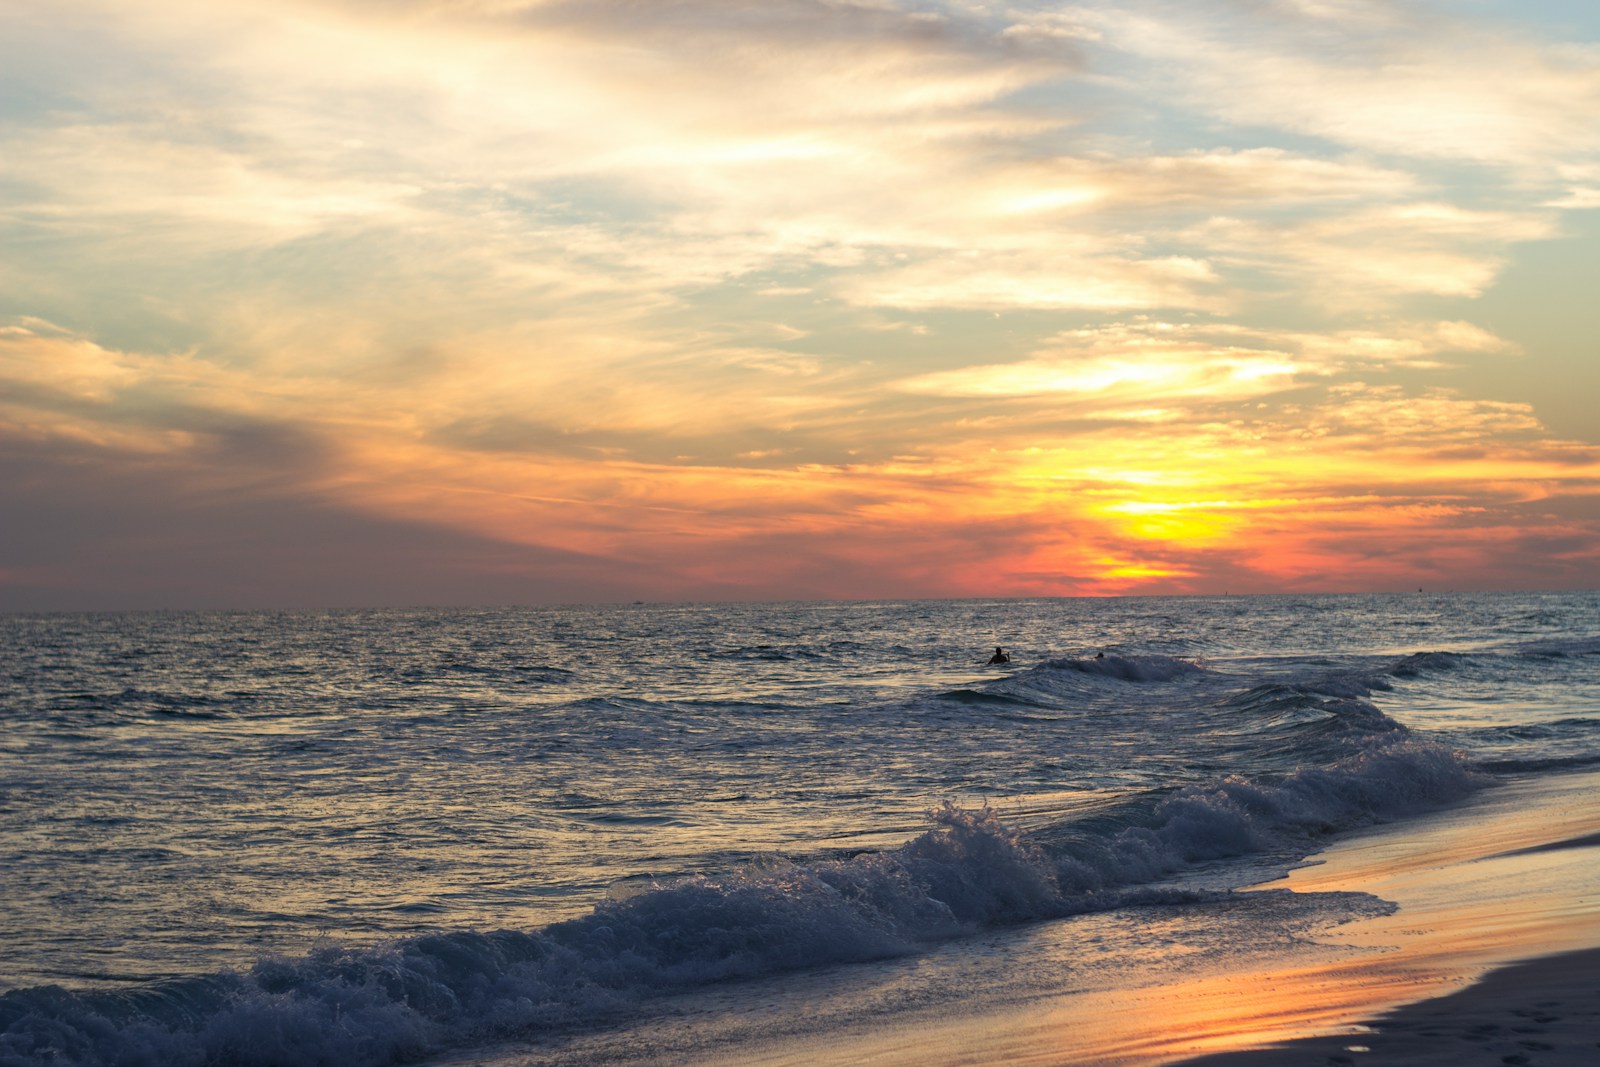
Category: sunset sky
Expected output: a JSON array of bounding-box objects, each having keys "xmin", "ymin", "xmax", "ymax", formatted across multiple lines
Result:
[{"xmin": 3, "ymin": 0, "xmax": 1598, "ymax": 609}]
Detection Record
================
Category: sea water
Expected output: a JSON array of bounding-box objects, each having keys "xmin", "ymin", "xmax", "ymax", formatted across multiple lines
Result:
[{"xmin": 1, "ymin": 592, "xmax": 1596, "ymax": 1065}]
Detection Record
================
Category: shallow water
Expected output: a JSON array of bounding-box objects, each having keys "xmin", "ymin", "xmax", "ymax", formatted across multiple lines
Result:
[{"xmin": 1, "ymin": 591, "xmax": 1596, "ymax": 1065}]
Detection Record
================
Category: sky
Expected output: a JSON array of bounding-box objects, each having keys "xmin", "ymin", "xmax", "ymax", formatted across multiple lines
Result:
[{"xmin": 2, "ymin": 0, "xmax": 1598, "ymax": 610}]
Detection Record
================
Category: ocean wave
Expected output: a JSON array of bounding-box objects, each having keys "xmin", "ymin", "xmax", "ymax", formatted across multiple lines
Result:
[
  {"xmin": 1474, "ymin": 752, "xmax": 1600, "ymax": 774},
  {"xmin": 1514, "ymin": 636, "xmax": 1600, "ymax": 659},
  {"xmin": 1473, "ymin": 716, "xmax": 1600, "ymax": 741},
  {"xmin": 1263, "ymin": 701, "xmax": 1401, "ymax": 745},
  {"xmin": 50, "ymin": 688, "xmax": 235, "ymax": 721},
  {"xmin": 1390, "ymin": 650, "xmax": 1469, "ymax": 677},
  {"xmin": 1039, "ymin": 653, "xmax": 1206, "ymax": 683},
  {"xmin": 932, "ymin": 688, "xmax": 1043, "ymax": 707},
  {"xmin": 908, "ymin": 655, "xmax": 1214, "ymax": 720},
  {"xmin": 0, "ymin": 733, "xmax": 1482, "ymax": 1067}
]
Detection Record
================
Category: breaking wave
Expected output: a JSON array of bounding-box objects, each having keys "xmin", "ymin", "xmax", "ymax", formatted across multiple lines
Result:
[{"xmin": 0, "ymin": 724, "xmax": 1480, "ymax": 1067}]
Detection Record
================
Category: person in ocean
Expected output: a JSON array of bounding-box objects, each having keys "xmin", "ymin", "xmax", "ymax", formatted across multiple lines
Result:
[{"xmin": 988, "ymin": 647, "xmax": 1010, "ymax": 664}]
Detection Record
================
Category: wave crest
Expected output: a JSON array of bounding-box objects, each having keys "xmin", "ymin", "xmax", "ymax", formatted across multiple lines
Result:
[{"xmin": 1042, "ymin": 654, "xmax": 1206, "ymax": 683}]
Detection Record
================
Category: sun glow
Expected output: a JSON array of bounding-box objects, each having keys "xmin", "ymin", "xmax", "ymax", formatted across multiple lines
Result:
[
  {"xmin": 2, "ymin": 0, "xmax": 1597, "ymax": 608},
  {"xmin": 1098, "ymin": 501, "xmax": 1243, "ymax": 545}
]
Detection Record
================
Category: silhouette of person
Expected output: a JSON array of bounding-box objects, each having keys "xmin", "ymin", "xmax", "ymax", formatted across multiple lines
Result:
[{"xmin": 988, "ymin": 647, "xmax": 1010, "ymax": 664}]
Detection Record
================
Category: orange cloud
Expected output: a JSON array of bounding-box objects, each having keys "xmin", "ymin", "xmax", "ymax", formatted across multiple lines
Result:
[
  {"xmin": 7, "ymin": 313, "xmax": 1597, "ymax": 605},
  {"xmin": 3, "ymin": 2, "xmax": 1598, "ymax": 607}
]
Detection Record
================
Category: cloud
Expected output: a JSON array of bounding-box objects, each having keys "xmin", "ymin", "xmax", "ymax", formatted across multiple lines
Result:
[
  {"xmin": 892, "ymin": 318, "xmax": 1519, "ymax": 406},
  {"xmin": 845, "ymin": 251, "xmax": 1221, "ymax": 311},
  {"xmin": 897, "ymin": 324, "xmax": 1299, "ymax": 402},
  {"xmin": 4, "ymin": 0, "xmax": 1575, "ymax": 341},
  {"xmin": 1080, "ymin": 0, "xmax": 1600, "ymax": 169},
  {"xmin": 1182, "ymin": 203, "xmax": 1557, "ymax": 309},
  {"xmin": 3, "ymin": 2, "xmax": 1599, "ymax": 605},
  {"xmin": 4, "ymin": 310, "xmax": 1598, "ymax": 606},
  {"xmin": 0, "ymin": 431, "xmax": 663, "ymax": 611}
]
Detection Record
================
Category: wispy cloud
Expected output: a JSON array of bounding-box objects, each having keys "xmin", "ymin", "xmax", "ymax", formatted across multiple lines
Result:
[
  {"xmin": 1077, "ymin": 0, "xmax": 1600, "ymax": 167},
  {"xmin": 2, "ymin": 0, "xmax": 1597, "ymax": 605}
]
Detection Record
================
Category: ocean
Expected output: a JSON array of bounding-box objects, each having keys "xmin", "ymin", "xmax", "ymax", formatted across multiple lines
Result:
[{"xmin": 1, "ymin": 591, "xmax": 1597, "ymax": 1066}]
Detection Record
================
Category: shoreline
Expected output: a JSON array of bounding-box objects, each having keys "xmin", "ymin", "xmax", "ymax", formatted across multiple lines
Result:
[
  {"xmin": 716, "ymin": 768, "xmax": 1600, "ymax": 1066},
  {"xmin": 1166, "ymin": 945, "xmax": 1600, "ymax": 1066},
  {"xmin": 442, "ymin": 768, "xmax": 1600, "ymax": 1067},
  {"xmin": 1016, "ymin": 768, "xmax": 1600, "ymax": 1067},
  {"xmin": 1148, "ymin": 770, "xmax": 1600, "ymax": 1066}
]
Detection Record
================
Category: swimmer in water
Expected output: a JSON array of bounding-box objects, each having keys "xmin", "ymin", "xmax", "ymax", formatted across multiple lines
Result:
[{"xmin": 988, "ymin": 647, "xmax": 1010, "ymax": 664}]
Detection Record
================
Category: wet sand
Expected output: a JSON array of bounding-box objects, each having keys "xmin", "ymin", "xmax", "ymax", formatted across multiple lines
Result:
[
  {"xmin": 1153, "ymin": 774, "xmax": 1600, "ymax": 1067},
  {"xmin": 1169, "ymin": 945, "xmax": 1600, "ymax": 1066}
]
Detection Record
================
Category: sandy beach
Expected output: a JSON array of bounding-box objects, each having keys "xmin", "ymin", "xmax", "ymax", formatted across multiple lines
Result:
[{"xmin": 1155, "ymin": 770, "xmax": 1600, "ymax": 1067}]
